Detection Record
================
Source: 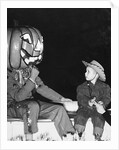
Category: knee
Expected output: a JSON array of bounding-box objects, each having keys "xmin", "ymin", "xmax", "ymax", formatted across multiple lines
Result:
[
  {"xmin": 74, "ymin": 124, "xmax": 85, "ymax": 133},
  {"xmin": 28, "ymin": 101, "xmax": 40, "ymax": 112},
  {"xmin": 57, "ymin": 105, "xmax": 66, "ymax": 113},
  {"xmin": 53, "ymin": 105, "xmax": 66, "ymax": 117}
]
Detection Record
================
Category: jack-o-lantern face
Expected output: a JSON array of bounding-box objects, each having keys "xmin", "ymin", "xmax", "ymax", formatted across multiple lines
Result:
[{"xmin": 7, "ymin": 26, "xmax": 44, "ymax": 69}]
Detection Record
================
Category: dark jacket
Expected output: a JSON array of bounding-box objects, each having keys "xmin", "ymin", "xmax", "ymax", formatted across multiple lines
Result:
[
  {"xmin": 76, "ymin": 80, "xmax": 111, "ymax": 110},
  {"xmin": 7, "ymin": 69, "xmax": 63, "ymax": 106}
]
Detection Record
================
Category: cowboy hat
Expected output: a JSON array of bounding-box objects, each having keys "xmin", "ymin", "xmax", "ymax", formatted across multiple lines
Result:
[{"xmin": 82, "ymin": 60, "xmax": 106, "ymax": 81}]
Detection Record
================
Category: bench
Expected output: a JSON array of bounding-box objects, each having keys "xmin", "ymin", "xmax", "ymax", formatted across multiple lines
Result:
[
  {"xmin": 7, "ymin": 117, "xmax": 62, "ymax": 141},
  {"xmin": 7, "ymin": 109, "xmax": 111, "ymax": 141}
]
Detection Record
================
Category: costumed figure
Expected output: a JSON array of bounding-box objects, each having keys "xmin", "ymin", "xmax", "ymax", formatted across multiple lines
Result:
[{"xmin": 7, "ymin": 26, "xmax": 75, "ymax": 141}]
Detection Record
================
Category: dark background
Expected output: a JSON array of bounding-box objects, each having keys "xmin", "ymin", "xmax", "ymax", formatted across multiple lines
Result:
[{"xmin": 7, "ymin": 8, "xmax": 111, "ymax": 100}]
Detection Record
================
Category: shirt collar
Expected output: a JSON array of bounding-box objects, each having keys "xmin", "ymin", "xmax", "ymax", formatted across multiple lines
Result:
[{"xmin": 87, "ymin": 79, "xmax": 100, "ymax": 87}]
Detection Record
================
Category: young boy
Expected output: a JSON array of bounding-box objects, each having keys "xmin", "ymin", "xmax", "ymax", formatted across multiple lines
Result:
[{"xmin": 74, "ymin": 60, "xmax": 111, "ymax": 141}]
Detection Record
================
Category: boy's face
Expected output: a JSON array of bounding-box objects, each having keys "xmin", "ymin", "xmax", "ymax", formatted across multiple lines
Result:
[{"xmin": 85, "ymin": 66, "xmax": 97, "ymax": 81}]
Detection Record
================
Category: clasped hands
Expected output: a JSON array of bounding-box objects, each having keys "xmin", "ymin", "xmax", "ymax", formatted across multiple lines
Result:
[
  {"xmin": 88, "ymin": 97, "xmax": 105, "ymax": 113},
  {"xmin": 61, "ymin": 97, "xmax": 73, "ymax": 103},
  {"xmin": 88, "ymin": 97, "xmax": 97, "ymax": 107},
  {"xmin": 88, "ymin": 97, "xmax": 103, "ymax": 106},
  {"xmin": 61, "ymin": 97, "xmax": 78, "ymax": 112}
]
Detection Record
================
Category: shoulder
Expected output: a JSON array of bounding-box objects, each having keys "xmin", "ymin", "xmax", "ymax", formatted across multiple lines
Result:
[
  {"xmin": 77, "ymin": 81, "xmax": 87, "ymax": 91},
  {"xmin": 97, "ymin": 80, "xmax": 111, "ymax": 90}
]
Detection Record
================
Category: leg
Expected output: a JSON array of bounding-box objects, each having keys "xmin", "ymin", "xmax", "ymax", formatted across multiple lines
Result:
[
  {"xmin": 74, "ymin": 109, "xmax": 89, "ymax": 139},
  {"xmin": 39, "ymin": 101, "xmax": 75, "ymax": 138},
  {"xmin": 92, "ymin": 115, "xmax": 105, "ymax": 141},
  {"xmin": 7, "ymin": 100, "xmax": 40, "ymax": 140}
]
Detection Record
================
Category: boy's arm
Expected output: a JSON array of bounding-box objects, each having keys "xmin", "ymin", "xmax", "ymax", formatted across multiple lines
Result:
[
  {"xmin": 102, "ymin": 111, "xmax": 111, "ymax": 125},
  {"xmin": 94, "ymin": 102, "xmax": 111, "ymax": 125},
  {"xmin": 101, "ymin": 85, "xmax": 111, "ymax": 108}
]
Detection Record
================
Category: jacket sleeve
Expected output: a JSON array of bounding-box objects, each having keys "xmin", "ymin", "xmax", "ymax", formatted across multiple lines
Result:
[
  {"xmin": 101, "ymin": 84, "xmax": 111, "ymax": 108},
  {"xmin": 36, "ymin": 77, "xmax": 63, "ymax": 102},
  {"xmin": 77, "ymin": 85, "xmax": 90, "ymax": 108},
  {"xmin": 7, "ymin": 76, "xmax": 35, "ymax": 102},
  {"xmin": 14, "ymin": 80, "xmax": 35, "ymax": 101}
]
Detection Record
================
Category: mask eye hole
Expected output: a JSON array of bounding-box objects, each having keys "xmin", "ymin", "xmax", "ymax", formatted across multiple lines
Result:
[
  {"xmin": 21, "ymin": 33, "xmax": 32, "ymax": 44},
  {"xmin": 34, "ymin": 40, "xmax": 43, "ymax": 52}
]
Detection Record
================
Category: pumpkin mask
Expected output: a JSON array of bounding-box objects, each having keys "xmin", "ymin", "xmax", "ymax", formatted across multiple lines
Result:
[{"xmin": 7, "ymin": 26, "xmax": 44, "ymax": 69}]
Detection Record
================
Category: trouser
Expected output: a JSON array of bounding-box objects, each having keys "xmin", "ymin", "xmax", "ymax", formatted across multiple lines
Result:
[
  {"xmin": 7, "ymin": 100, "xmax": 75, "ymax": 137},
  {"xmin": 74, "ymin": 108, "xmax": 105, "ymax": 137},
  {"xmin": 39, "ymin": 101, "xmax": 75, "ymax": 137},
  {"xmin": 7, "ymin": 99, "xmax": 40, "ymax": 134}
]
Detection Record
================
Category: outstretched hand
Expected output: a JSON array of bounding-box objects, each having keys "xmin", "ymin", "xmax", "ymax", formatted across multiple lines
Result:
[
  {"xmin": 61, "ymin": 97, "xmax": 73, "ymax": 102},
  {"xmin": 62, "ymin": 101, "xmax": 78, "ymax": 112}
]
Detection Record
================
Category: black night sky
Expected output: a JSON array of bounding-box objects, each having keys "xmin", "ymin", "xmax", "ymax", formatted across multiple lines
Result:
[{"xmin": 7, "ymin": 8, "xmax": 111, "ymax": 100}]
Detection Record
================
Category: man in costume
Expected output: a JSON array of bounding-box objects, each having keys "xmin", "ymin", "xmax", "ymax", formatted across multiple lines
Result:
[{"xmin": 7, "ymin": 26, "xmax": 75, "ymax": 140}]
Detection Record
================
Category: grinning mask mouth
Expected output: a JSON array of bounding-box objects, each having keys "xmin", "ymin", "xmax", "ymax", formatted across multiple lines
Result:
[
  {"xmin": 21, "ymin": 48, "xmax": 43, "ymax": 66},
  {"xmin": 20, "ymin": 33, "xmax": 43, "ymax": 66}
]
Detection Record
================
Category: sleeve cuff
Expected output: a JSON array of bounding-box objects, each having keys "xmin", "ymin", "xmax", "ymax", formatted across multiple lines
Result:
[{"xmin": 29, "ymin": 78, "xmax": 39, "ymax": 89}]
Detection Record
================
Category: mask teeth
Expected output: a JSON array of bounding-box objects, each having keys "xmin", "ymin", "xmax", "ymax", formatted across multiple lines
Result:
[{"xmin": 21, "ymin": 48, "xmax": 43, "ymax": 66}]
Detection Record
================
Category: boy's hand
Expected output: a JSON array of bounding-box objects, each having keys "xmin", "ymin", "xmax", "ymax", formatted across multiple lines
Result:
[
  {"xmin": 88, "ymin": 97, "xmax": 96, "ymax": 107},
  {"xmin": 88, "ymin": 100, "xmax": 94, "ymax": 107},
  {"xmin": 95, "ymin": 102, "xmax": 105, "ymax": 114},
  {"xmin": 98, "ymin": 101, "xmax": 103, "ymax": 105}
]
